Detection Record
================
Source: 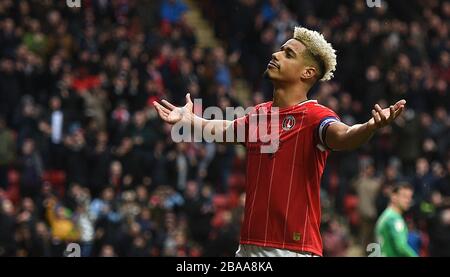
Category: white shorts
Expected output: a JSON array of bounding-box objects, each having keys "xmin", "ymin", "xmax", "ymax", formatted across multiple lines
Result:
[{"xmin": 235, "ymin": 244, "xmax": 320, "ymax": 257}]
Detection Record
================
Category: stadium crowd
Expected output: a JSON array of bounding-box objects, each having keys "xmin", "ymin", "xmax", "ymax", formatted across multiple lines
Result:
[{"xmin": 0, "ymin": 0, "xmax": 449, "ymax": 256}]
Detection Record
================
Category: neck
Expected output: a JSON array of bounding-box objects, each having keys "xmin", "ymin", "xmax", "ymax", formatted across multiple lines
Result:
[
  {"xmin": 388, "ymin": 204, "xmax": 403, "ymax": 215},
  {"xmin": 272, "ymin": 81, "xmax": 310, "ymax": 109}
]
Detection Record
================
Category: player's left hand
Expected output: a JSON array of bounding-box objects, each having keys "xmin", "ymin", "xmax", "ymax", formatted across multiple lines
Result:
[{"xmin": 368, "ymin": 99, "xmax": 406, "ymax": 130}]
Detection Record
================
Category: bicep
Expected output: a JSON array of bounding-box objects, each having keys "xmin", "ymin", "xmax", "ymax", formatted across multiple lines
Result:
[
  {"xmin": 316, "ymin": 117, "xmax": 347, "ymax": 151},
  {"xmin": 387, "ymin": 220, "xmax": 416, "ymax": 255}
]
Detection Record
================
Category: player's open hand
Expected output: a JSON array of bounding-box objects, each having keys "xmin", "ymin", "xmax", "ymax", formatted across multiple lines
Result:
[
  {"xmin": 368, "ymin": 99, "xmax": 406, "ymax": 130},
  {"xmin": 153, "ymin": 93, "xmax": 194, "ymax": 125}
]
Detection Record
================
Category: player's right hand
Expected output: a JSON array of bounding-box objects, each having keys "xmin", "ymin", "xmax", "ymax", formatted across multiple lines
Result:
[
  {"xmin": 368, "ymin": 99, "xmax": 406, "ymax": 130},
  {"xmin": 153, "ymin": 93, "xmax": 194, "ymax": 125}
]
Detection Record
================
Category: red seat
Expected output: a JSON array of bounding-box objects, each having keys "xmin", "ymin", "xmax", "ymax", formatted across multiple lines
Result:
[
  {"xmin": 211, "ymin": 211, "xmax": 226, "ymax": 228},
  {"xmin": 7, "ymin": 169, "xmax": 20, "ymax": 185},
  {"xmin": 343, "ymin": 194, "xmax": 358, "ymax": 212},
  {"xmin": 227, "ymin": 191, "xmax": 240, "ymax": 208},
  {"xmin": 344, "ymin": 195, "xmax": 360, "ymax": 226},
  {"xmin": 228, "ymin": 173, "xmax": 246, "ymax": 192},
  {"xmin": 212, "ymin": 194, "xmax": 228, "ymax": 210},
  {"xmin": 42, "ymin": 170, "xmax": 66, "ymax": 196},
  {"xmin": 5, "ymin": 169, "xmax": 20, "ymax": 204}
]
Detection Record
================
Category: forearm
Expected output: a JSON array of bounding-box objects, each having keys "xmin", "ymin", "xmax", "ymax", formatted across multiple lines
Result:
[
  {"xmin": 327, "ymin": 121, "xmax": 377, "ymax": 151},
  {"xmin": 187, "ymin": 113, "xmax": 234, "ymax": 142},
  {"xmin": 326, "ymin": 100, "xmax": 406, "ymax": 151},
  {"xmin": 394, "ymin": 239, "xmax": 418, "ymax": 257},
  {"xmin": 154, "ymin": 94, "xmax": 242, "ymax": 144},
  {"xmin": 403, "ymin": 246, "xmax": 419, "ymax": 257}
]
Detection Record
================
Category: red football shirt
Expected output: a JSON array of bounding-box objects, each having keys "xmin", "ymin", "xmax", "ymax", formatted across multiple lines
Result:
[{"xmin": 233, "ymin": 100, "xmax": 340, "ymax": 256}]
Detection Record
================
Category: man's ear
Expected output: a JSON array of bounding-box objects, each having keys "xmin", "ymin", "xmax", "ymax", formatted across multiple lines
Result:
[{"xmin": 301, "ymin": 67, "xmax": 317, "ymax": 81}]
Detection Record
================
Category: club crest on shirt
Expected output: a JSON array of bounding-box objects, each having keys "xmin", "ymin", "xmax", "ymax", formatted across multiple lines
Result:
[
  {"xmin": 282, "ymin": 115, "xmax": 296, "ymax": 131},
  {"xmin": 293, "ymin": 232, "xmax": 301, "ymax": 241}
]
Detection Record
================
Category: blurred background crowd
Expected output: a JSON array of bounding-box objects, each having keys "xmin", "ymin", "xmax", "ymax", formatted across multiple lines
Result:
[{"xmin": 0, "ymin": 0, "xmax": 449, "ymax": 257}]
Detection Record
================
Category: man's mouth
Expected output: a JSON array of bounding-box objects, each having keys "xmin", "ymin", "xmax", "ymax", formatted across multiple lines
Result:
[{"xmin": 268, "ymin": 61, "xmax": 280, "ymax": 69}]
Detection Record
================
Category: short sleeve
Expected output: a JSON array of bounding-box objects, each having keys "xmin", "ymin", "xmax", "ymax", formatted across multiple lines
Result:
[
  {"xmin": 313, "ymin": 106, "xmax": 341, "ymax": 151},
  {"xmin": 232, "ymin": 102, "xmax": 269, "ymax": 146},
  {"xmin": 233, "ymin": 114, "xmax": 250, "ymax": 146}
]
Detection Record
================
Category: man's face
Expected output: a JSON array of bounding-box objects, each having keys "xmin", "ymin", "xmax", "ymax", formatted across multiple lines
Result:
[
  {"xmin": 265, "ymin": 39, "xmax": 311, "ymax": 83},
  {"xmin": 50, "ymin": 97, "xmax": 61, "ymax": 110},
  {"xmin": 392, "ymin": 188, "xmax": 414, "ymax": 212}
]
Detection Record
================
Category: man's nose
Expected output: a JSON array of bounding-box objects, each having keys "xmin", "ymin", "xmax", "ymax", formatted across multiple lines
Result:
[{"xmin": 272, "ymin": 52, "xmax": 280, "ymax": 61}]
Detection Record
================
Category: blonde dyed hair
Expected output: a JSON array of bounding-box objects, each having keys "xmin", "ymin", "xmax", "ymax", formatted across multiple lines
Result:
[{"xmin": 293, "ymin": 26, "xmax": 337, "ymax": 82}]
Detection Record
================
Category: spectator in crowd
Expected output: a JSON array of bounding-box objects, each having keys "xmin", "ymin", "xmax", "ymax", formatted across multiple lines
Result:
[
  {"xmin": 375, "ymin": 183, "xmax": 418, "ymax": 257},
  {"xmin": 160, "ymin": 0, "xmax": 188, "ymax": 25},
  {"xmin": 0, "ymin": 116, "xmax": 16, "ymax": 189},
  {"xmin": 18, "ymin": 138, "xmax": 44, "ymax": 199},
  {"xmin": 353, "ymin": 159, "xmax": 381, "ymax": 249},
  {"xmin": 0, "ymin": 198, "xmax": 16, "ymax": 256}
]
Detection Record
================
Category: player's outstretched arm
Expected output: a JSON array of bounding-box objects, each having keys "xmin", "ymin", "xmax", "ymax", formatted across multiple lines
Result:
[
  {"xmin": 325, "ymin": 99, "xmax": 406, "ymax": 151},
  {"xmin": 388, "ymin": 220, "xmax": 419, "ymax": 257},
  {"xmin": 153, "ymin": 93, "xmax": 195, "ymax": 125},
  {"xmin": 153, "ymin": 93, "xmax": 235, "ymax": 143}
]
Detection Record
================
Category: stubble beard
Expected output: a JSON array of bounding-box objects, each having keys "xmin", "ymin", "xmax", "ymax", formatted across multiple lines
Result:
[{"xmin": 263, "ymin": 69, "xmax": 272, "ymax": 80}]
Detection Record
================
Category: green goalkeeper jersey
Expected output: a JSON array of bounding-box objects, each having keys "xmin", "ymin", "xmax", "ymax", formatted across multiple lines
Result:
[{"xmin": 375, "ymin": 207, "xmax": 418, "ymax": 257}]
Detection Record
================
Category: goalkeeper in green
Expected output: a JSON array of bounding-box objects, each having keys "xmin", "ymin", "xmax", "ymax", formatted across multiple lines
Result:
[{"xmin": 375, "ymin": 183, "xmax": 418, "ymax": 257}]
